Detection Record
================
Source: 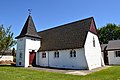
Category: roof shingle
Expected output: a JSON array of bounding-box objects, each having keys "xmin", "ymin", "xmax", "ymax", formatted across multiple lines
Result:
[
  {"xmin": 16, "ymin": 15, "xmax": 41, "ymax": 39},
  {"xmin": 107, "ymin": 40, "xmax": 120, "ymax": 51},
  {"xmin": 38, "ymin": 17, "xmax": 97, "ymax": 51}
]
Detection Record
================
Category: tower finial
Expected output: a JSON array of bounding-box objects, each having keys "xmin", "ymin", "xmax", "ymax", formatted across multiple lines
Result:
[{"xmin": 28, "ymin": 9, "xmax": 32, "ymax": 15}]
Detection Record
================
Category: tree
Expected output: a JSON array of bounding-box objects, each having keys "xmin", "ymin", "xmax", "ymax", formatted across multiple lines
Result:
[
  {"xmin": 98, "ymin": 23, "xmax": 120, "ymax": 44},
  {"xmin": 12, "ymin": 48, "xmax": 16, "ymax": 56},
  {"xmin": 0, "ymin": 25, "xmax": 16, "ymax": 55}
]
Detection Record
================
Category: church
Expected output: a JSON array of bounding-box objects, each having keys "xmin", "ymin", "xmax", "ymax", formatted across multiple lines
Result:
[{"xmin": 16, "ymin": 15, "xmax": 104, "ymax": 70}]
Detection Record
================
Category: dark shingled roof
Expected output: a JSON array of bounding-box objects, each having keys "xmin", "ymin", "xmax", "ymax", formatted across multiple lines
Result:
[
  {"xmin": 16, "ymin": 15, "xmax": 41, "ymax": 39},
  {"xmin": 38, "ymin": 17, "xmax": 97, "ymax": 51},
  {"xmin": 107, "ymin": 40, "xmax": 120, "ymax": 51}
]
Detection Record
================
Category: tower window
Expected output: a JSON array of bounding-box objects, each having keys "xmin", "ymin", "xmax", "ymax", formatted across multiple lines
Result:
[
  {"xmin": 20, "ymin": 38, "xmax": 23, "ymax": 41},
  {"xmin": 19, "ymin": 52, "xmax": 22, "ymax": 59},
  {"xmin": 19, "ymin": 62, "xmax": 21, "ymax": 65},
  {"xmin": 93, "ymin": 37, "xmax": 95, "ymax": 47}
]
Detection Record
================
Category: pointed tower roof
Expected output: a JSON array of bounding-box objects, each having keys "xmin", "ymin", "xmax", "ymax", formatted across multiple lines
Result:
[{"xmin": 16, "ymin": 15, "xmax": 41, "ymax": 39}]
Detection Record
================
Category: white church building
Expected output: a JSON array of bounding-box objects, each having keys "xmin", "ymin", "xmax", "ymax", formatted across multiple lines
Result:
[{"xmin": 16, "ymin": 15, "xmax": 104, "ymax": 70}]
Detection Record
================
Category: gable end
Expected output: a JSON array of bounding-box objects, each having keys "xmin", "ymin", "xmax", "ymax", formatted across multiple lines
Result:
[{"xmin": 89, "ymin": 19, "xmax": 97, "ymax": 35}]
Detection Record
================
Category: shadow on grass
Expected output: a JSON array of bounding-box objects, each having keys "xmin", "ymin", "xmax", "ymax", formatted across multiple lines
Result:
[
  {"xmin": 35, "ymin": 65, "xmax": 87, "ymax": 70},
  {"xmin": 0, "ymin": 65, "xmax": 14, "ymax": 67}
]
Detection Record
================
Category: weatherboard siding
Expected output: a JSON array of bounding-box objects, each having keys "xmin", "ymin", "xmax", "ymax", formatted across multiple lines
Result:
[
  {"xmin": 16, "ymin": 37, "xmax": 26, "ymax": 67},
  {"xmin": 37, "ymin": 51, "xmax": 49, "ymax": 67},
  {"xmin": 108, "ymin": 51, "xmax": 120, "ymax": 65},
  {"xmin": 16, "ymin": 16, "xmax": 104, "ymax": 70},
  {"xmin": 16, "ymin": 37, "xmax": 40, "ymax": 67},
  {"xmin": 84, "ymin": 32, "xmax": 104, "ymax": 70},
  {"xmin": 37, "ymin": 49, "xmax": 88, "ymax": 69},
  {"xmin": 25, "ymin": 37, "xmax": 40, "ymax": 67}
]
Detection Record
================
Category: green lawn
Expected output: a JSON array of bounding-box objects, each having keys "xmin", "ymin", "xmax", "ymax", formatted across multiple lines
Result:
[{"xmin": 0, "ymin": 66, "xmax": 120, "ymax": 80}]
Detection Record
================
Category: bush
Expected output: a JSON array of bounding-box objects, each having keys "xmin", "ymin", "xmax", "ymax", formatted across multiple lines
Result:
[{"xmin": 13, "ymin": 57, "xmax": 16, "ymax": 62}]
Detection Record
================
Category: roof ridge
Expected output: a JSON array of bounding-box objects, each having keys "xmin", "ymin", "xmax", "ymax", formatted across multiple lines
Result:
[
  {"xmin": 109, "ymin": 40, "xmax": 120, "ymax": 41},
  {"xmin": 38, "ymin": 17, "xmax": 93, "ymax": 33}
]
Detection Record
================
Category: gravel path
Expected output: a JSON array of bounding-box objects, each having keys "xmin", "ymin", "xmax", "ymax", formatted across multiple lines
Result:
[{"xmin": 27, "ymin": 66, "xmax": 110, "ymax": 75}]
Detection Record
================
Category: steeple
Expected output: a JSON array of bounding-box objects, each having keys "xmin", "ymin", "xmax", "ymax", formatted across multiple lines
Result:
[{"xmin": 16, "ymin": 15, "xmax": 41, "ymax": 39}]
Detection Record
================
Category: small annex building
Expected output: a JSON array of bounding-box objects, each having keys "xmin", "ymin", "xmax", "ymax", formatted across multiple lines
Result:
[
  {"xmin": 16, "ymin": 15, "xmax": 104, "ymax": 70},
  {"xmin": 107, "ymin": 40, "xmax": 120, "ymax": 65}
]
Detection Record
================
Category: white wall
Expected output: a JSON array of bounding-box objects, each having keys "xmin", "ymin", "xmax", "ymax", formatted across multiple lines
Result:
[
  {"xmin": 36, "ymin": 32, "xmax": 105, "ymax": 70},
  {"xmin": 108, "ymin": 51, "xmax": 120, "ymax": 65},
  {"xmin": 16, "ymin": 37, "xmax": 25, "ymax": 67},
  {"xmin": 24, "ymin": 37, "xmax": 40, "ymax": 67},
  {"xmin": 37, "ymin": 51, "xmax": 49, "ymax": 67},
  {"xmin": 0, "ymin": 56, "xmax": 13, "ymax": 61},
  {"xmin": 101, "ymin": 52, "xmax": 104, "ymax": 59},
  {"xmin": 84, "ymin": 32, "xmax": 105, "ymax": 70},
  {"xmin": 16, "ymin": 37, "xmax": 40, "ymax": 67},
  {"xmin": 37, "ymin": 48, "xmax": 88, "ymax": 69}
]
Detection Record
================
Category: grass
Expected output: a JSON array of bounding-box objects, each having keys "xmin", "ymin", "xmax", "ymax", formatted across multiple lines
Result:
[{"xmin": 0, "ymin": 65, "xmax": 120, "ymax": 80}]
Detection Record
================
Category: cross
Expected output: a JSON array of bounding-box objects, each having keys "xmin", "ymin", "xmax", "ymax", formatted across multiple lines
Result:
[{"xmin": 28, "ymin": 9, "xmax": 32, "ymax": 15}]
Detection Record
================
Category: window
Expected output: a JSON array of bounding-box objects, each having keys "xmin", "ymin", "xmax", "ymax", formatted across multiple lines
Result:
[
  {"xmin": 19, "ymin": 62, "xmax": 21, "ymax": 65},
  {"xmin": 20, "ymin": 38, "xmax": 23, "ymax": 41},
  {"xmin": 19, "ymin": 52, "xmax": 22, "ymax": 59},
  {"xmin": 31, "ymin": 38, "xmax": 36, "ymax": 41},
  {"xmin": 115, "ymin": 51, "xmax": 120, "ymax": 57},
  {"xmin": 70, "ymin": 50, "xmax": 76, "ymax": 57},
  {"xmin": 93, "ymin": 37, "xmax": 95, "ymax": 47},
  {"xmin": 54, "ymin": 51, "xmax": 59, "ymax": 58},
  {"xmin": 42, "ymin": 52, "xmax": 46, "ymax": 58}
]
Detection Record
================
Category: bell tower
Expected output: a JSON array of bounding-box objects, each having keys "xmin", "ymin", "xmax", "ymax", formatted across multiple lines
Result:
[{"xmin": 15, "ymin": 14, "xmax": 41, "ymax": 67}]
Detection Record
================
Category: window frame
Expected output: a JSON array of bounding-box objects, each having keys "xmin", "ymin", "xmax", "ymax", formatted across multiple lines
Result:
[
  {"xmin": 70, "ymin": 50, "xmax": 76, "ymax": 58},
  {"xmin": 42, "ymin": 52, "xmax": 46, "ymax": 58},
  {"xmin": 19, "ymin": 52, "xmax": 22, "ymax": 59},
  {"xmin": 19, "ymin": 62, "xmax": 21, "ymax": 65},
  {"xmin": 93, "ymin": 37, "xmax": 95, "ymax": 47},
  {"xmin": 115, "ymin": 51, "xmax": 120, "ymax": 57},
  {"xmin": 54, "ymin": 51, "xmax": 59, "ymax": 58}
]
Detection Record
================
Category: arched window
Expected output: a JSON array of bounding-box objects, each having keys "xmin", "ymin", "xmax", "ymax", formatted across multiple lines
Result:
[
  {"xmin": 93, "ymin": 37, "xmax": 95, "ymax": 47},
  {"xmin": 73, "ymin": 50, "xmax": 76, "ymax": 57},
  {"xmin": 70, "ymin": 51, "xmax": 72, "ymax": 57},
  {"xmin": 70, "ymin": 50, "xmax": 76, "ymax": 57},
  {"xmin": 54, "ymin": 51, "xmax": 59, "ymax": 58}
]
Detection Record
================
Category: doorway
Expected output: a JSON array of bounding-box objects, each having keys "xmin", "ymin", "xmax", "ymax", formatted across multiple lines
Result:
[
  {"xmin": 29, "ymin": 50, "xmax": 36, "ymax": 66},
  {"xmin": 103, "ymin": 46, "xmax": 109, "ymax": 65}
]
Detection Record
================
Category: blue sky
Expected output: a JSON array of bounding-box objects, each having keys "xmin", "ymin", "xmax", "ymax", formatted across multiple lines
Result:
[{"xmin": 0, "ymin": 0, "xmax": 120, "ymax": 38}]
